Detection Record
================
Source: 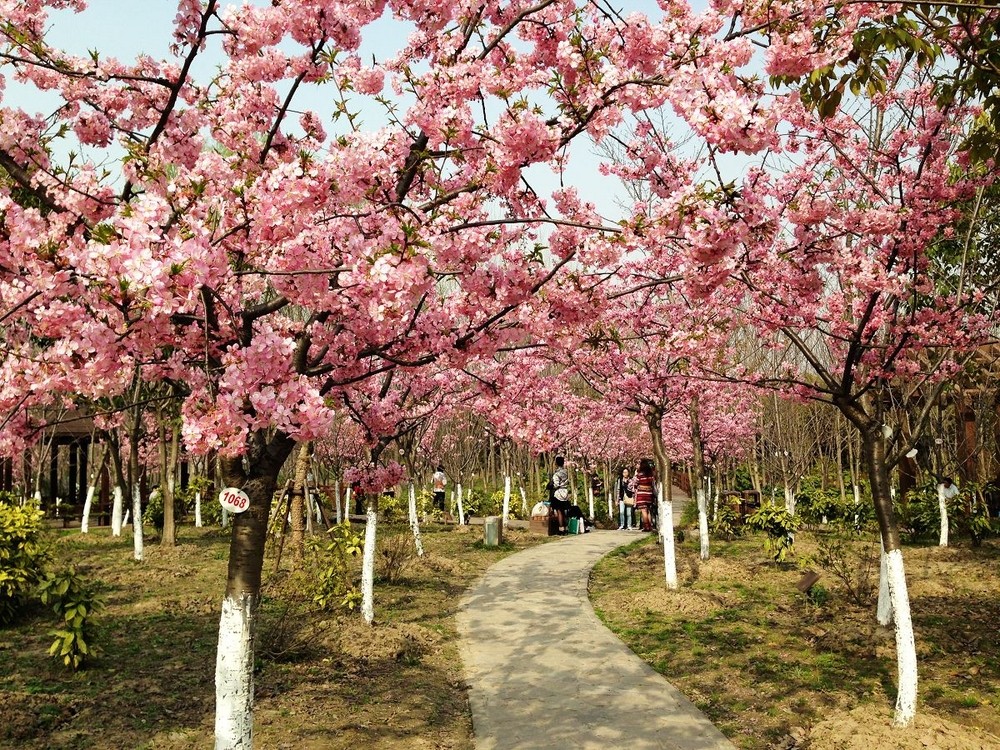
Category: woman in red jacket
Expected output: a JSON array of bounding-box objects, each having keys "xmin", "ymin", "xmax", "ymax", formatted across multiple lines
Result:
[{"xmin": 633, "ymin": 458, "xmax": 658, "ymax": 532}]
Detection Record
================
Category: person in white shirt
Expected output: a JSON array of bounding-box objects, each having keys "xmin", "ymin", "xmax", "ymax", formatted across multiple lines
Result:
[{"xmin": 431, "ymin": 464, "xmax": 448, "ymax": 512}]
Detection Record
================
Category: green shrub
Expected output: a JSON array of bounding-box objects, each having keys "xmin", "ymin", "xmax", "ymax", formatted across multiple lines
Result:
[
  {"xmin": 307, "ymin": 522, "xmax": 363, "ymax": 612},
  {"xmin": 810, "ymin": 524, "xmax": 878, "ymax": 607},
  {"xmin": 142, "ymin": 488, "xmax": 164, "ymax": 529},
  {"xmin": 710, "ymin": 503, "xmax": 744, "ymax": 541},
  {"xmin": 746, "ymin": 504, "xmax": 802, "ymax": 563},
  {"xmin": 0, "ymin": 502, "xmax": 49, "ymax": 625},
  {"xmin": 37, "ymin": 567, "xmax": 103, "ymax": 670},
  {"xmin": 896, "ymin": 479, "xmax": 972, "ymax": 543}
]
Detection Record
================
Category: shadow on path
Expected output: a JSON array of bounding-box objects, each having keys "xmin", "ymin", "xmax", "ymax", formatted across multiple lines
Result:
[{"xmin": 457, "ymin": 527, "xmax": 736, "ymax": 750}]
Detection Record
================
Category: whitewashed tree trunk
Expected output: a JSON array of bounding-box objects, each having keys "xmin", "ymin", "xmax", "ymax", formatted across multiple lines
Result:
[
  {"xmin": 877, "ymin": 541, "xmax": 893, "ymax": 626},
  {"xmin": 502, "ymin": 475, "xmax": 511, "ymax": 528},
  {"xmin": 586, "ymin": 480, "xmax": 594, "ymax": 519},
  {"xmin": 55, "ymin": 496, "xmax": 62, "ymax": 517},
  {"xmin": 519, "ymin": 483, "xmax": 528, "ymax": 515},
  {"xmin": 221, "ymin": 508, "xmax": 229, "ymax": 529},
  {"xmin": 305, "ymin": 491, "xmax": 314, "ymax": 535},
  {"xmin": 784, "ymin": 485, "xmax": 796, "ymax": 516},
  {"xmin": 344, "ymin": 486, "xmax": 352, "ymax": 519},
  {"xmin": 111, "ymin": 485, "xmax": 124, "ymax": 536},
  {"xmin": 697, "ymin": 487, "xmax": 710, "ymax": 561},
  {"xmin": 195, "ymin": 490, "xmax": 203, "ymax": 527},
  {"xmin": 132, "ymin": 483, "xmax": 144, "ymax": 562},
  {"xmin": 33, "ymin": 489, "xmax": 42, "ymax": 510},
  {"xmin": 81, "ymin": 486, "xmax": 95, "ymax": 534},
  {"xmin": 456, "ymin": 483, "xmax": 465, "ymax": 525},
  {"xmin": 659, "ymin": 486, "xmax": 678, "ymax": 589},
  {"xmin": 408, "ymin": 482, "xmax": 424, "ymax": 557},
  {"xmin": 313, "ymin": 490, "xmax": 321, "ymax": 523},
  {"xmin": 853, "ymin": 483, "xmax": 861, "ymax": 526},
  {"xmin": 937, "ymin": 486, "xmax": 949, "ymax": 547},
  {"xmin": 334, "ymin": 481, "xmax": 342, "ymax": 524},
  {"xmin": 606, "ymin": 490, "xmax": 613, "ymax": 520},
  {"xmin": 361, "ymin": 501, "xmax": 378, "ymax": 624},
  {"xmin": 885, "ymin": 548, "xmax": 918, "ymax": 726},
  {"xmin": 214, "ymin": 594, "xmax": 255, "ymax": 750}
]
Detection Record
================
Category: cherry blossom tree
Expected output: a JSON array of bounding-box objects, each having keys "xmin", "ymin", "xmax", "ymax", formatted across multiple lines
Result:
[{"xmin": 2, "ymin": 1, "xmax": 775, "ymax": 745}]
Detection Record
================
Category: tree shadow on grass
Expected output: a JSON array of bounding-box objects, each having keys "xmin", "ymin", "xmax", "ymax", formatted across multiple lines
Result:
[{"xmin": 0, "ymin": 608, "xmax": 218, "ymax": 749}]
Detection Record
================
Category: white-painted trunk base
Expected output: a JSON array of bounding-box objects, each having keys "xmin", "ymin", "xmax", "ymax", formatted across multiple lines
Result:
[
  {"xmin": 111, "ymin": 486, "xmax": 124, "ymax": 537},
  {"xmin": 937, "ymin": 487, "xmax": 949, "ymax": 547},
  {"xmin": 334, "ymin": 482, "xmax": 342, "ymax": 524},
  {"xmin": 697, "ymin": 489, "xmax": 710, "ymax": 561},
  {"xmin": 408, "ymin": 483, "xmax": 424, "ymax": 557},
  {"xmin": 361, "ymin": 505, "xmax": 377, "ymax": 624},
  {"xmin": 344, "ymin": 487, "xmax": 352, "ymax": 520},
  {"xmin": 519, "ymin": 485, "xmax": 528, "ymax": 515},
  {"xmin": 215, "ymin": 594, "xmax": 255, "ymax": 750},
  {"xmin": 587, "ymin": 483, "xmax": 594, "ymax": 520},
  {"xmin": 456, "ymin": 483, "xmax": 465, "ymax": 526},
  {"xmin": 132, "ymin": 484, "xmax": 144, "ymax": 562},
  {"xmin": 659, "ymin": 498, "xmax": 678, "ymax": 590},
  {"xmin": 221, "ymin": 508, "xmax": 229, "ymax": 529},
  {"xmin": 886, "ymin": 549, "xmax": 918, "ymax": 726},
  {"xmin": 502, "ymin": 475, "xmax": 511, "ymax": 528},
  {"xmin": 81, "ymin": 486, "xmax": 95, "ymax": 534},
  {"xmin": 195, "ymin": 490, "xmax": 203, "ymax": 528}
]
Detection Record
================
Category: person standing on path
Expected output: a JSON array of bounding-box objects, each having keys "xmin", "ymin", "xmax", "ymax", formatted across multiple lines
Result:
[
  {"xmin": 634, "ymin": 458, "xmax": 657, "ymax": 532},
  {"xmin": 550, "ymin": 456, "xmax": 571, "ymax": 535},
  {"xmin": 431, "ymin": 463, "xmax": 448, "ymax": 513},
  {"xmin": 617, "ymin": 467, "xmax": 635, "ymax": 530}
]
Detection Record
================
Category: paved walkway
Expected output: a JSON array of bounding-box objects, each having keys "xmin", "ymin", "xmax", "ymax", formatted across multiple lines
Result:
[{"xmin": 456, "ymin": 492, "xmax": 735, "ymax": 750}]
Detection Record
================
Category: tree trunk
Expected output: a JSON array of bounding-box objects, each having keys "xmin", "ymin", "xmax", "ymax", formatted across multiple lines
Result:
[
  {"xmin": 214, "ymin": 433, "xmax": 293, "ymax": 750},
  {"xmin": 361, "ymin": 494, "xmax": 378, "ymax": 624},
  {"xmin": 159, "ymin": 417, "xmax": 181, "ymax": 547},
  {"xmin": 937, "ymin": 483, "xmax": 950, "ymax": 547},
  {"xmin": 408, "ymin": 482, "xmax": 424, "ymax": 557},
  {"xmin": 690, "ymin": 399, "xmax": 710, "ymax": 561},
  {"xmin": 290, "ymin": 442, "xmax": 311, "ymax": 564},
  {"xmin": 877, "ymin": 538, "xmax": 893, "ymax": 626},
  {"xmin": 502, "ymin": 474, "xmax": 511, "ymax": 527},
  {"xmin": 862, "ymin": 430, "xmax": 918, "ymax": 727},
  {"xmin": 132, "ymin": 482, "xmax": 144, "ymax": 562},
  {"xmin": 647, "ymin": 410, "xmax": 677, "ymax": 589},
  {"xmin": 81, "ymin": 445, "xmax": 108, "ymax": 534},
  {"xmin": 456, "ymin": 482, "xmax": 465, "ymax": 525}
]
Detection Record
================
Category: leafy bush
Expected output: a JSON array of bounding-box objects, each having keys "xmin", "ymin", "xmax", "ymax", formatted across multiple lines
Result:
[
  {"xmin": 0, "ymin": 502, "xmax": 49, "ymax": 625},
  {"xmin": 895, "ymin": 479, "xmax": 979, "ymax": 543},
  {"xmin": 746, "ymin": 505, "xmax": 802, "ymax": 563},
  {"xmin": 307, "ymin": 522, "xmax": 363, "ymax": 611},
  {"xmin": 710, "ymin": 503, "xmax": 744, "ymax": 541},
  {"xmin": 810, "ymin": 525, "xmax": 878, "ymax": 607},
  {"xmin": 142, "ymin": 488, "xmax": 164, "ymax": 529},
  {"xmin": 175, "ymin": 475, "xmax": 220, "ymax": 525},
  {"xmin": 376, "ymin": 529, "xmax": 416, "ymax": 584},
  {"xmin": 37, "ymin": 567, "xmax": 103, "ymax": 670},
  {"xmin": 795, "ymin": 481, "xmax": 843, "ymax": 524}
]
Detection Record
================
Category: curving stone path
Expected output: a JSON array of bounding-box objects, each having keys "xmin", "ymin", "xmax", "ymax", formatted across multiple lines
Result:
[{"xmin": 456, "ymin": 514, "xmax": 735, "ymax": 750}]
